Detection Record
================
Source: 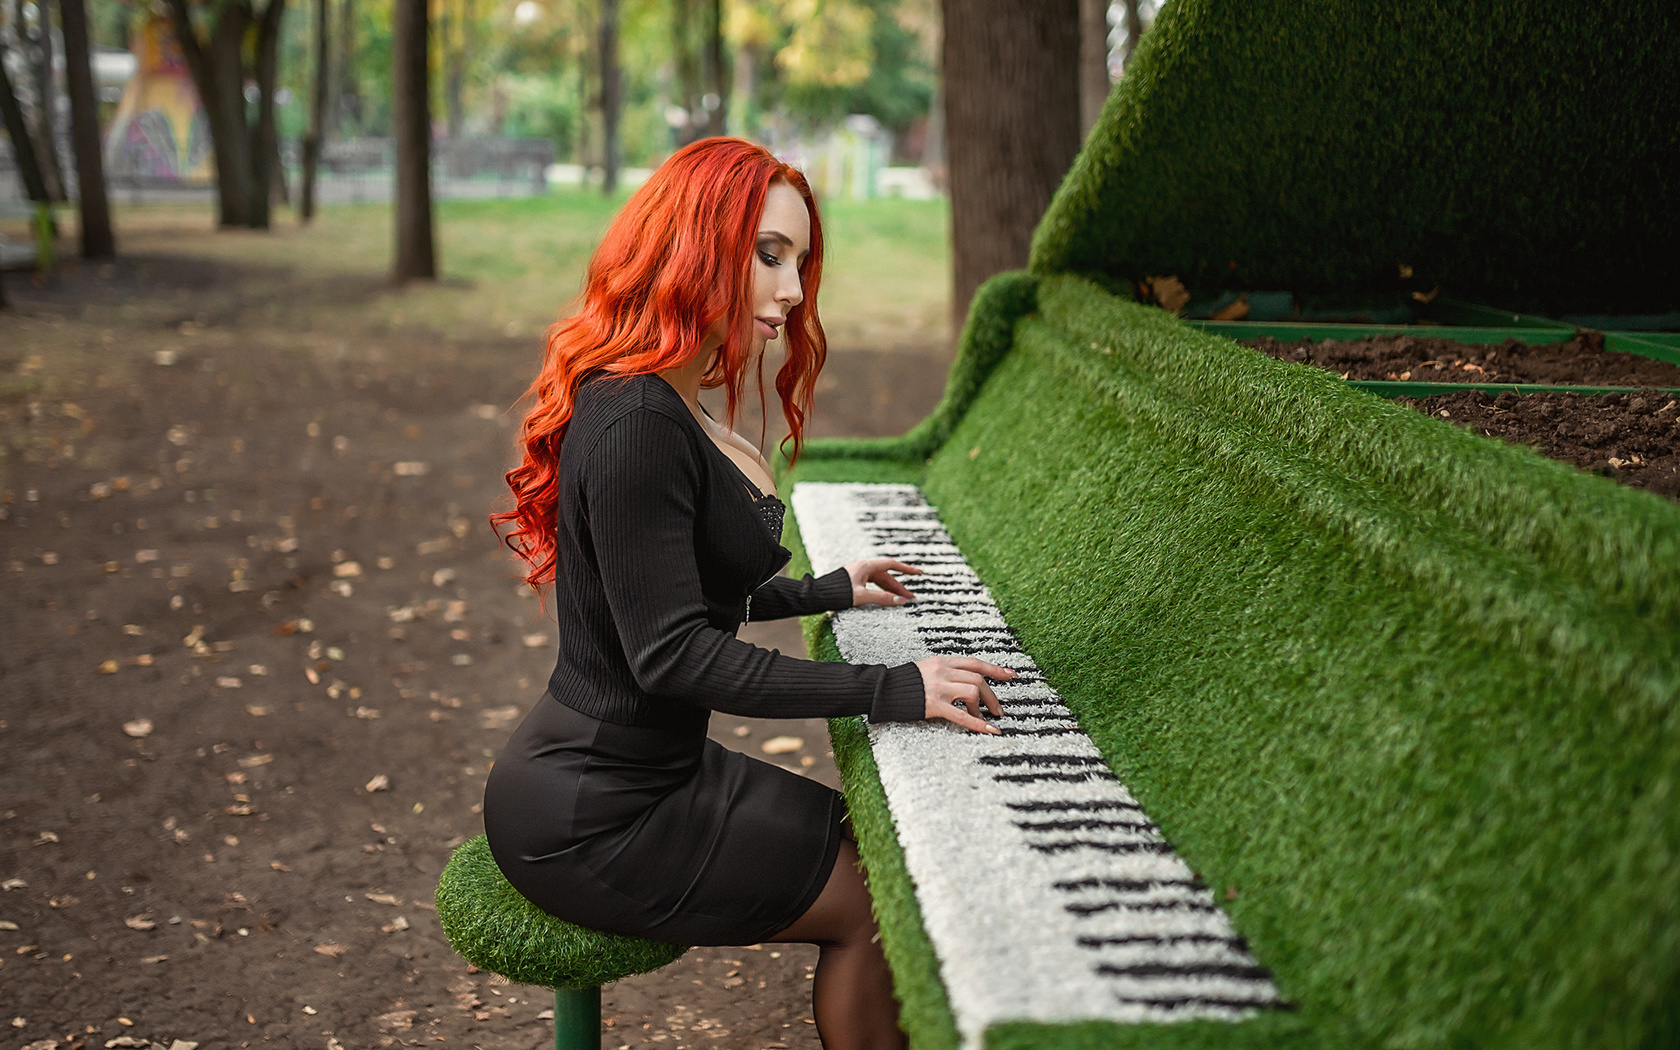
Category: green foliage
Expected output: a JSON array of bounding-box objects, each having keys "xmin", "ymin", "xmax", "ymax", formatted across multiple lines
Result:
[
  {"xmin": 1032, "ymin": 0, "xmax": 1680, "ymax": 313},
  {"xmin": 436, "ymin": 835, "xmax": 688, "ymax": 989},
  {"xmin": 774, "ymin": 0, "xmax": 936, "ymax": 130},
  {"xmin": 786, "ymin": 275, "xmax": 1680, "ymax": 1047},
  {"xmin": 500, "ymin": 72, "xmax": 585, "ymax": 159}
]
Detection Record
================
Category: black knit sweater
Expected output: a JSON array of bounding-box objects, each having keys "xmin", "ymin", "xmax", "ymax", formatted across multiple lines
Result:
[{"xmin": 543, "ymin": 373, "xmax": 926, "ymax": 728}]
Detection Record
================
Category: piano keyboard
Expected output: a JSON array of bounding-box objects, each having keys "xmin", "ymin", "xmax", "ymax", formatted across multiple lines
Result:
[{"xmin": 790, "ymin": 482, "xmax": 1284, "ymax": 1046}]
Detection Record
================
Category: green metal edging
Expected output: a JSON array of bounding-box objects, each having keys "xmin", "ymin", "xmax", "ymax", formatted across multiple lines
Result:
[
  {"xmin": 1188, "ymin": 321, "xmax": 1574, "ymax": 344},
  {"xmin": 1420, "ymin": 297, "xmax": 1577, "ymax": 330},
  {"xmin": 1189, "ymin": 320, "xmax": 1680, "ymax": 369},
  {"xmin": 1349, "ymin": 381, "xmax": 1680, "ymax": 399}
]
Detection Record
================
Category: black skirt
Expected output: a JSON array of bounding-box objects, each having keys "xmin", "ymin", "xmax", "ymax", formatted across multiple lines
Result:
[{"xmin": 482, "ymin": 694, "xmax": 844, "ymax": 946}]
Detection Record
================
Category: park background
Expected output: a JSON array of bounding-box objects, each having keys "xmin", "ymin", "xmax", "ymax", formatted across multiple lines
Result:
[{"xmin": 0, "ymin": 2, "xmax": 1157, "ymax": 1048}]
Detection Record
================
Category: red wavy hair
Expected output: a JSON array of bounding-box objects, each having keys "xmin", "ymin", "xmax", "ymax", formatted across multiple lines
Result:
[{"xmin": 492, "ymin": 137, "xmax": 828, "ymax": 591}]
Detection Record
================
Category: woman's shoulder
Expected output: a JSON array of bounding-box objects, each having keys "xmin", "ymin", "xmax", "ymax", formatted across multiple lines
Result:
[{"xmin": 571, "ymin": 373, "xmax": 702, "ymax": 461}]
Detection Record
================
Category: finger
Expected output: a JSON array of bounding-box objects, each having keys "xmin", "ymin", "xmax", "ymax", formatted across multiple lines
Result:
[
  {"xmin": 980, "ymin": 681, "xmax": 1002, "ymax": 717},
  {"xmin": 950, "ymin": 657, "xmax": 1017, "ymax": 681},
  {"xmin": 879, "ymin": 559, "xmax": 923, "ymax": 576},
  {"xmin": 937, "ymin": 704, "xmax": 999, "ymax": 735},
  {"xmin": 871, "ymin": 573, "xmax": 915, "ymax": 600},
  {"xmin": 859, "ymin": 588, "xmax": 906, "ymax": 607}
]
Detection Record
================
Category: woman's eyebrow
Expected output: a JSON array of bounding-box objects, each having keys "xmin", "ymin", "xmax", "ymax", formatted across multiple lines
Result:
[{"xmin": 757, "ymin": 229, "xmax": 809, "ymax": 259}]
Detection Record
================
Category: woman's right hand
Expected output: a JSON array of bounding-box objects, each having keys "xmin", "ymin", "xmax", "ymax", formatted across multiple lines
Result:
[{"xmin": 915, "ymin": 656, "xmax": 1015, "ymax": 735}]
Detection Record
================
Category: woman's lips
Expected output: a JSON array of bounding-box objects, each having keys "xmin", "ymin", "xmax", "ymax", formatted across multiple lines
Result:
[{"xmin": 756, "ymin": 318, "xmax": 781, "ymax": 340}]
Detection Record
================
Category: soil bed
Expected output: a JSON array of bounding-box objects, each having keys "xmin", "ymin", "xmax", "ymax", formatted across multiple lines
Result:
[
  {"xmin": 1395, "ymin": 388, "xmax": 1680, "ymax": 500},
  {"xmin": 1244, "ymin": 332, "xmax": 1680, "ymax": 387}
]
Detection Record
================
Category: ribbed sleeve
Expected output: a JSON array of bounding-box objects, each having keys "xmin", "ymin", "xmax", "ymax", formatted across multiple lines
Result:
[
  {"xmin": 563, "ymin": 391, "xmax": 924, "ymax": 725},
  {"xmin": 749, "ymin": 567, "xmax": 854, "ymax": 621}
]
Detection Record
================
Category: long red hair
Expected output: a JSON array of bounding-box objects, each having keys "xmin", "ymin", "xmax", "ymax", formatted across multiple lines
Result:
[{"xmin": 492, "ymin": 137, "xmax": 828, "ymax": 591}]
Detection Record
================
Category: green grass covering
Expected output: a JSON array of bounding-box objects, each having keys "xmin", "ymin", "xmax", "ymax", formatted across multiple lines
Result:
[
  {"xmin": 1032, "ymin": 0, "xmax": 1680, "ymax": 314},
  {"xmin": 436, "ymin": 835, "xmax": 688, "ymax": 989},
  {"xmin": 784, "ymin": 276, "xmax": 1680, "ymax": 1048}
]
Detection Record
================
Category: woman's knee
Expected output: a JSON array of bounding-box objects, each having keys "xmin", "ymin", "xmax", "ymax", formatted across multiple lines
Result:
[{"xmin": 772, "ymin": 842, "xmax": 877, "ymax": 945}]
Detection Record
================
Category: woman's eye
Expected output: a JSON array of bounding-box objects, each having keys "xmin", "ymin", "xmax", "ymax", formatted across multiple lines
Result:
[{"xmin": 758, "ymin": 249, "xmax": 779, "ymax": 266}]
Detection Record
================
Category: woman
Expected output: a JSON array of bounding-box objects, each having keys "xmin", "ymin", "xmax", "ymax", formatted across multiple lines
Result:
[{"xmin": 484, "ymin": 137, "xmax": 1012, "ymax": 1049}]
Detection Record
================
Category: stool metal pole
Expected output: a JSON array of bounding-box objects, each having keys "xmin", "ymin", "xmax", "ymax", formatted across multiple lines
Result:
[{"xmin": 553, "ymin": 984, "xmax": 601, "ymax": 1050}]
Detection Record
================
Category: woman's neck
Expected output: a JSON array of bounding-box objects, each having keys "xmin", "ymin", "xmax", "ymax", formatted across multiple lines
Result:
[{"xmin": 656, "ymin": 340, "xmax": 719, "ymax": 411}]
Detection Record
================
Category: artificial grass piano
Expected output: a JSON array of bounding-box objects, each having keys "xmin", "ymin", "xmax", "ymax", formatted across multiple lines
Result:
[
  {"xmin": 780, "ymin": 272, "xmax": 1680, "ymax": 1050},
  {"xmin": 780, "ymin": 5, "xmax": 1677, "ymax": 1043}
]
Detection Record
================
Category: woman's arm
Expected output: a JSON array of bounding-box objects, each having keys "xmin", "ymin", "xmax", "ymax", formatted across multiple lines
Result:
[
  {"xmin": 585, "ymin": 407, "xmax": 925, "ymax": 722},
  {"xmin": 748, "ymin": 558, "xmax": 920, "ymax": 621}
]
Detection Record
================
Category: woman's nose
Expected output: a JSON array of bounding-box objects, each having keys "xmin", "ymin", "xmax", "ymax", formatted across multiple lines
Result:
[{"xmin": 780, "ymin": 272, "xmax": 804, "ymax": 309}]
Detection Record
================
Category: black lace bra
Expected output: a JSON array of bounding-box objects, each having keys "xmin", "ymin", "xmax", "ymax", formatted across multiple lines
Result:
[{"xmin": 753, "ymin": 494, "xmax": 786, "ymax": 543}]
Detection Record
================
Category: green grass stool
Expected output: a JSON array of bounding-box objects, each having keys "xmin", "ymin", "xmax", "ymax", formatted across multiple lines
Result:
[{"xmin": 436, "ymin": 835, "xmax": 689, "ymax": 1049}]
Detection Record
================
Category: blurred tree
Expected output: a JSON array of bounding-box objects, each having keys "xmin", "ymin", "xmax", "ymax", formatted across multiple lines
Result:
[
  {"xmin": 161, "ymin": 0, "xmax": 289, "ymax": 228},
  {"xmin": 600, "ymin": 0, "xmax": 618, "ymax": 190},
  {"xmin": 943, "ymin": 0, "xmax": 1079, "ymax": 329},
  {"xmin": 10, "ymin": 0, "xmax": 67, "ymax": 200},
  {"xmin": 300, "ymin": 0, "xmax": 328, "ymax": 220},
  {"xmin": 0, "ymin": 35, "xmax": 52, "ymax": 204},
  {"xmin": 1078, "ymin": 0, "xmax": 1107, "ymax": 137},
  {"xmin": 391, "ymin": 0, "xmax": 433, "ymax": 280},
  {"xmin": 59, "ymin": 0, "xmax": 114, "ymax": 256}
]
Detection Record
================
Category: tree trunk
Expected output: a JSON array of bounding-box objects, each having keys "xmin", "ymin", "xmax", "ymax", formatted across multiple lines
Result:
[
  {"xmin": 671, "ymin": 0, "xmax": 698, "ymax": 145},
  {"xmin": 599, "ymin": 0, "xmax": 619, "ymax": 194},
  {"xmin": 31, "ymin": 0, "xmax": 67, "ymax": 201},
  {"xmin": 334, "ymin": 0, "xmax": 357, "ymax": 134},
  {"xmin": 165, "ymin": 0, "xmax": 255, "ymax": 226},
  {"xmin": 1078, "ymin": 0, "xmax": 1109, "ymax": 138},
  {"xmin": 1120, "ymin": 0, "xmax": 1143, "ymax": 71},
  {"xmin": 57, "ymin": 0, "xmax": 114, "ymax": 257},
  {"xmin": 942, "ymin": 0, "xmax": 1082, "ymax": 331},
  {"xmin": 0, "ymin": 39, "xmax": 53, "ymax": 202},
  {"xmin": 253, "ymin": 0, "xmax": 287, "ymax": 219},
  {"xmin": 391, "ymin": 0, "xmax": 435, "ymax": 281},
  {"xmin": 703, "ymin": 0, "xmax": 725, "ymax": 136},
  {"xmin": 443, "ymin": 0, "xmax": 467, "ymax": 138},
  {"xmin": 300, "ymin": 0, "xmax": 329, "ymax": 221}
]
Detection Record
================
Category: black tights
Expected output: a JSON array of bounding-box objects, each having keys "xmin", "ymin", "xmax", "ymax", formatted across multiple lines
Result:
[{"xmin": 767, "ymin": 838, "xmax": 906, "ymax": 1050}]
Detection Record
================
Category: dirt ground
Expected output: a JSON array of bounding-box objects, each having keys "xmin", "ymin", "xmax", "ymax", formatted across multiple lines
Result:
[
  {"xmin": 1244, "ymin": 331, "xmax": 1680, "ymax": 387},
  {"xmin": 0, "ymin": 234, "xmax": 950, "ymax": 1049},
  {"xmin": 1395, "ymin": 388, "xmax": 1680, "ymax": 500}
]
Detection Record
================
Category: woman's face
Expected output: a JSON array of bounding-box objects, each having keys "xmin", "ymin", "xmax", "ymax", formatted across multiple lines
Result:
[{"xmin": 747, "ymin": 180, "xmax": 811, "ymax": 355}]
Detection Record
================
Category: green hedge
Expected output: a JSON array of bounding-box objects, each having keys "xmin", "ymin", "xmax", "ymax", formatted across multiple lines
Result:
[
  {"xmin": 1031, "ymin": 0, "xmax": 1680, "ymax": 314},
  {"xmin": 784, "ymin": 275, "xmax": 1680, "ymax": 1048}
]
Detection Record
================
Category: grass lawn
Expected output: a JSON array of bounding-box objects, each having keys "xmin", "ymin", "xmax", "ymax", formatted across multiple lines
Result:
[{"xmin": 3, "ymin": 188, "xmax": 950, "ymax": 352}]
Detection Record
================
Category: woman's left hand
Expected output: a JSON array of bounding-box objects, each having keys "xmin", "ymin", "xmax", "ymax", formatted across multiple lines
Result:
[{"xmin": 845, "ymin": 558, "xmax": 921, "ymax": 608}]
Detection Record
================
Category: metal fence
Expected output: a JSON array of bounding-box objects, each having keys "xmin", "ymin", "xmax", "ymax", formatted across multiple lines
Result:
[{"xmin": 0, "ymin": 135, "xmax": 556, "ymax": 215}]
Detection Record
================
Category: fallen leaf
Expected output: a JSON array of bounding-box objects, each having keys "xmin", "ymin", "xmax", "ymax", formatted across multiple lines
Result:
[
  {"xmin": 332, "ymin": 561, "xmax": 362, "ymax": 579},
  {"xmin": 393, "ymin": 461, "xmax": 429, "ymax": 476},
  {"xmin": 381, "ymin": 915, "xmax": 410, "ymax": 933},
  {"xmin": 2, "ymin": 878, "xmax": 27, "ymax": 890},
  {"xmin": 99, "ymin": 660, "xmax": 120, "ymax": 675},
  {"xmin": 313, "ymin": 942, "xmax": 349, "ymax": 958},
  {"xmin": 245, "ymin": 705, "xmax": 270, "ymax": 717},
  {"xmin": 365, "ymin": 892, "xmax": 403, "ymax": 906},
  {"xmin": 761, "ymin": 736, "xmax": 804, "ymax": 756},
  {"xmin": 124, "ymin": 914, "xmax": 157, "ymax": 931},
  {"xmin": 1144, "ymin": 275, "xmax": 1190, "ymax": 314},
  {"xmin": 365, "ymin": 774, "xmax": 390, "ymax": 793},
  {"xmin": 270, "ymin": 861, "xmax": 291, "ymax": 872},
  {"xmin": 237, "ymin": 754, "xmax": 273, "ymax": 768},
  {"xmin": 1209, "ymin": 295, "xmax": 1250, "ymax": 321},
  {"xmin": 0, "ymin": 920, "xmax": 16, "ymax": 930},
  {"xmin": 140, "ymin": 954, "xmax": 169, "ymax": 964},
  {"xmin": 216, "ymin": 676, "xmax": 243, "ymax": 689}
]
